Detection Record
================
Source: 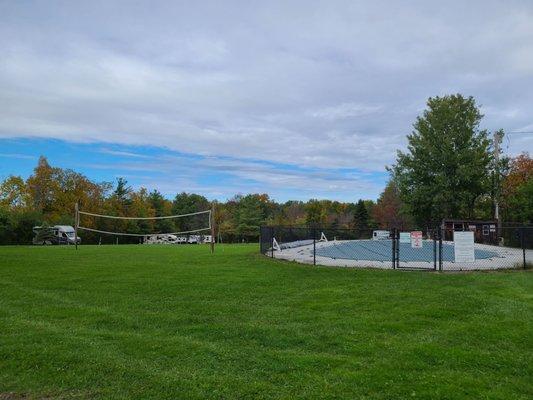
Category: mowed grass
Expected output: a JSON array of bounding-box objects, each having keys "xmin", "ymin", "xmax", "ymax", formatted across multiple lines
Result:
[{"xmin": 0, "ymin": 245, "xmax": 532, "ymax": 399}]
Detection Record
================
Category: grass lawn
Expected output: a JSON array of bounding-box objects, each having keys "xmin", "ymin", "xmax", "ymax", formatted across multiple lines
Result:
[{"xmin": 0, "ymin": 244, "xmax": 532, "ymax": 399}]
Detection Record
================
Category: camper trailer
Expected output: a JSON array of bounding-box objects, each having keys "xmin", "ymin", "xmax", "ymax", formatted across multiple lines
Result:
[
  {"xmin": 144, "ymin": 234, "xmax": 179, "ymax": 244},
  {"xmin": 372, "ymin": 230, "xmax": 390, "ymax": 240},
  {"xmin": 32, "ymin": 225, "xmax": 81, "ymax": 245}
]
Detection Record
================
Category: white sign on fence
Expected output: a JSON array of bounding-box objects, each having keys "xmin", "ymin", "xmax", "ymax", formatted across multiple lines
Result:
[
  {"xmin": 400, "ymin": 232, "xmax": 410, "ymax": 243},
  {"xmin": 454, "ymin": 231, "xmax": 475, "ymax": 262},
  {"xmin": 411, "ymin": 231, "xmax": 423, "ymax": 248}
]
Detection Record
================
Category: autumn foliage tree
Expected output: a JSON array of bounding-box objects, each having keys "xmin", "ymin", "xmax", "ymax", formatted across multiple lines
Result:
[
  {"xmin": 372, "ymin": 180, "xmax": 412, "ymax": 229},
  {"xmin": 501, "ymin": 153, "xmax": 533, "ymax": 223}
]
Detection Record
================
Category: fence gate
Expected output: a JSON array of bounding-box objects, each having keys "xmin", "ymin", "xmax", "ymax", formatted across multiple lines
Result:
[{"xmin": 393, "ymin": 228, "xmax": 440, "ymax": 271}]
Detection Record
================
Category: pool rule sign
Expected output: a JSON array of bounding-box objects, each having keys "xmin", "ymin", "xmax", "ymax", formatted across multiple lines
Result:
[
  {"xmin": 454, "ymin": 231, "xmax": 475, "ymax": 262},
  {"xmin": 410, "ymin": 231, "xmax": 423, "ymax": 248}
]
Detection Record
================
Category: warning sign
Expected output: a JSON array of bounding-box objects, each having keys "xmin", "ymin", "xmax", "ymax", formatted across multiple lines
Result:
[
  {"xmin": 400, "ymin": 232, "xmax": 410, "ymax": 243},
  {"xmin": 411, "ymin": 231, "xmax": 423, "ymax": 248},
  {"xmin": 454, "ymin": 231, "xmax": 475, "ymax": 262}
]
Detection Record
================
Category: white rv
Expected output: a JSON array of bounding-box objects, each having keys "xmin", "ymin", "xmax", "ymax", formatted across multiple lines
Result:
[
  {"xmin": 201, "ymin": 235, "xmax": 213, "ymax": 244},
  {"xmin": 372, "ymin": 230, "xmax": 390, "ymax": 240},
  {"xmin": 33, "ymin": 225, "xmax": 81, "ymax": 245},
  {"xmin": 144, "ymin": 234, "xmax": 179, "ymax": 244}
]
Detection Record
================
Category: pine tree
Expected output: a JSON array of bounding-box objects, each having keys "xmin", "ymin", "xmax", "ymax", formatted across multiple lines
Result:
[{"xmin": 353, "ymin": 200, "xmax": 369, "ymax": 231}]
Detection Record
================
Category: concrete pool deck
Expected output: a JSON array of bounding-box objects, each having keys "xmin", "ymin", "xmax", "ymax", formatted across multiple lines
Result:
[{"xmin": 272, "ymin": 239, "xmax": 532, "ymax": 271}]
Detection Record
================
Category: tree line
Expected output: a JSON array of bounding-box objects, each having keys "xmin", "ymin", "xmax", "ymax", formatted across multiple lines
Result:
[
  {"xmin": 0, "ymin": 156, "xmax": 387, "ymax": 244},
  {"xmin": 1, "ymin": 94, "xmax": 531, "ymax": 244}
]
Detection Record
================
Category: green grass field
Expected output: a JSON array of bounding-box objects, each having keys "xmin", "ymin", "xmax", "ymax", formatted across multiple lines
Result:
[{"xmin": 1, "ymin": 244, "xmax": 532, "ymax": 399}]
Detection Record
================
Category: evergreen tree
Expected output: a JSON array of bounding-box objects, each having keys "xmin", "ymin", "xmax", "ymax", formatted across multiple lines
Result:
[
  {"xmin": 235, "ymin": 194, "xmax": 265, "ymax": 241},
  {"xmin": 353, "ymin": 199, "xmax": 369, "ymax": 231}
]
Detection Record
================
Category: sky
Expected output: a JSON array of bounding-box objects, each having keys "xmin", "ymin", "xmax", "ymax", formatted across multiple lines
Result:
[{"xmin": 1, "ymin": 0, "xmax": 532, "ymax": 202}]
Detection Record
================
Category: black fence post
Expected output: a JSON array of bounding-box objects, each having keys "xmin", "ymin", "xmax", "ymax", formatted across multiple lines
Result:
[
  {"xmin": 438, "ymin": 228, "xmax": 443, "ymax": 272},
  {"xmin": 270, "ymin": 227, "xmax": 274, "ymax": 258},
  {"xmin": 433, "ymin": 229, "xmax": 437, "ymax": 271},
  {"xmin": 391, "ymin": 227, "xmax": 396, "ymax": 269},
  {"xmin": 396, "ymin": 229, "xmax": 400, "ymax": 269},
  {"xmin": 521, "ymin": 227, "xmax": 526, "ymax": 269},
  {"xmin": 313, "ymin": 227, "xmax": 316, "ymax": 266}
]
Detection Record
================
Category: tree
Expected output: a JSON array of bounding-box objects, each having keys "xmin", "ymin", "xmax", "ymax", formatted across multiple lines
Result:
[
  {"xmin": 172, "ymin": 192, "xmax": 210, "ymax": 232},
  {"xmin": 504, "ymin": 180, "xmax": 533, "ymax": 223},
  {"xmin": 373, "ymin": 180, "xmax": 412, "ymax": 229},
  {"xmin": 128, "ymin": 188, "xmax": 155, "ymax": 234},
  {"xmin": 391, "ymin": 94, "xmax": 492, "ymax": 225},
  {"xmin": 234, "ymin": 194, "xmax": 266, "ymax": 240},
  {"xmin": 353, "ymin": 200, "xmax": 369, "ymax": 231},
  {"xmin": 113, "ymin": 177, "xmax": 133, "ymax": 205},
  {"xmin": 26, "ymin": 156, "xmax": 61, "ymax": 215},
  {"xmin": 305, "ymin": 199, "xmax": 326, "ymax": 226},
  {"xmin": 503, "ymin": 153, "xmax": 532, "ymax": 193},
  {"xmin": 283, "ymin": 201, "xmax": 306, "ymax": 226},
  {"xmin": 501, "ymin": 153, "xmax": 533, "ymax": 223},
  {"xmin": 0, "ymin": 176, "xmax": 28, "ymax": 209},
  {"xmin": 148, "ymin": 190, "xmax": 174, "ymax": 232}
]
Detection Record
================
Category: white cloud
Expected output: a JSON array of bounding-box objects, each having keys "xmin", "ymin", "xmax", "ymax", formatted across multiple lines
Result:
[
  {"xmin": 0, "ymin": 153, "xmax": 37, "ymax": 160},
  {"xmin": 308, "ymin": 103, "xmax": 382, "ymax": 120},
  {"xmin": 0, "ymin": 0, "xmax": 532, "ymax": 179}
]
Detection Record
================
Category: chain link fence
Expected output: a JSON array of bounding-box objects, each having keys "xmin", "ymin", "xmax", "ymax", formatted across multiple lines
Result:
[{"xmin": 260, "ymin": 225, "xmax": 532, "ymax": 271}]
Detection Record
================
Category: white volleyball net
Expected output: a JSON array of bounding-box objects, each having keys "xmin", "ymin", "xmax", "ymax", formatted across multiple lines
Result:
[{"xmin": 76, "ymin": 208, "xmax": 213, "ymax": 244}]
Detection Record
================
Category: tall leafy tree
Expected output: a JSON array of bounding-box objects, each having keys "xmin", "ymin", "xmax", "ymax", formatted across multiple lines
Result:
[
  {"xmin": 26, "ymin": 156, "xmax": 60, "ymax": 215},
  {"xmin": 305, "ymin": 199, "xmax": 326, "ymax": 226},
  {"xmin": 391, "ymin": 94, "xmax": 492, "ymax": 225},
  {"xmin": 172, "ymin": 192, "xmax": 210, "ymax": 232},
  {"xmin": 0, "ymin": 176, "xmax": 28, "ymax": 209}
]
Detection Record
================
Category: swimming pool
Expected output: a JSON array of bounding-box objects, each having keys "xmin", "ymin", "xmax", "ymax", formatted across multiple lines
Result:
[{"xmin": 315, "ymin": 239, "xmax": 499, "ymax": 262}]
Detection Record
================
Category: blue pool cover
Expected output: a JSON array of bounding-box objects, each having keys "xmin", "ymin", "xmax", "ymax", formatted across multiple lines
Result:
[{"xmin": 315, "ymin": 240, "xmax": 499, "ymax": 262}]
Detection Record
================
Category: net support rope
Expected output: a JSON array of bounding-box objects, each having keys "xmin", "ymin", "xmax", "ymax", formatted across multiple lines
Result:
[
  {"xmin": 77, "ymin": 226, "xmax": 210, "ymax": 237},
  {"xmin": 78, "ymin": 209, "xmax": 210, "ymax": 220},
  {"xmin": 77, "ymin": 209, "xmax": 212, "ymax": 237}
]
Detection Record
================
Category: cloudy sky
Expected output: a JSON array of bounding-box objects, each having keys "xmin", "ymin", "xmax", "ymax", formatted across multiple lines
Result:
[{"xmin": 1, "ymin": 0, "xmax": 532, "ymax": 201}]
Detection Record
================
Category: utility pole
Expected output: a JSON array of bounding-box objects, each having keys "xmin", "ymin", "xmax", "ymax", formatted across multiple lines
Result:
[{"xmin": 493, "ymin": 131, "xmax": 503, "ymax": 221}]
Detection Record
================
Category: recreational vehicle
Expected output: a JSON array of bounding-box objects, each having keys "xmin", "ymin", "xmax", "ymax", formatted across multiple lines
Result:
[
  {"xmin": 372, "ymin": 230, "xmax": 390, "ymax": 240},
  {"xmin": 32, "ymin": 225, "xmax": 81, "ymax": 245},
  {"xmin": 144, "ymin": 234, "xmax": 179, "ymax": 244}
]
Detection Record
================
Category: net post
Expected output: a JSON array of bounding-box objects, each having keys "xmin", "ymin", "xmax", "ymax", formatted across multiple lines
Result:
[
  {"xmin": 74, "ymin": 202, "xmax": 78, "ymax": 250},
  {"xmin": 210, "ymin": 203, "xmax": 215, "ymax": 254}
]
